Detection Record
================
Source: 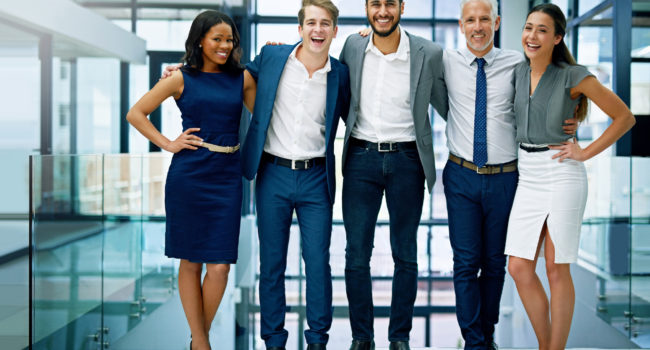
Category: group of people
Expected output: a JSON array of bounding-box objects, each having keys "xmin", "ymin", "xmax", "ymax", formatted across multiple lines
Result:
[{"xmin": 126, "ymin": 0, "xmax": 636, "ymax": 350}]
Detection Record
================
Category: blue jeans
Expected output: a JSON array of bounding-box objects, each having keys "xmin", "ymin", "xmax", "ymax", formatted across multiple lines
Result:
[
  {"xmin": 343, "ymin": 143, "xmax": 425, "ymax": 342},
  {"xmin": 442, "ymin": 158, "xmax": 518, "ymax": 349},
  {"xmin": 256, "ymin": 161, "xmax": 333, "ymax": 348}
]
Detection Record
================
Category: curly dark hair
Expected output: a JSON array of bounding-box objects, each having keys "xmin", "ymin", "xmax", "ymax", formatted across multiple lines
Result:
[{"xmin": 181, "ymin": 10, "xmax": 243, "ymax": 75}]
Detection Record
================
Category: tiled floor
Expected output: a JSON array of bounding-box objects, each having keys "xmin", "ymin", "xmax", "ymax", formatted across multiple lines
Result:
[{"xmin": 0, "ymin": 256, "xmax": 28, "ymax": 350}]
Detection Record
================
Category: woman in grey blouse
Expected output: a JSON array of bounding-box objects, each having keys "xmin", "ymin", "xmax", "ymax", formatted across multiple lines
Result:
[{"xmin": 504, "ymin": 4, "xmax": 635, "ymax": 349}]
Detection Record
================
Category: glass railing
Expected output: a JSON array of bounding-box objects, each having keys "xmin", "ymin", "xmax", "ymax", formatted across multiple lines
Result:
[
  {"xmin": 28, "ymin": 152, "xmax": 650, "ymax": 349},
  {"xmin": 577, "ymin": 155, "xmax": 650, "ymax": 347},
  {"xmin": 29, "ymin": 154, "xmax": 174, "ymax": 349}
]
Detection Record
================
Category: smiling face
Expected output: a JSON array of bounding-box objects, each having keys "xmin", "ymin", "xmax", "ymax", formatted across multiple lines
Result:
[
  {"xmin": 522, "ymin": 11, "xmax": 562, "ymax": 62},
  {"xmin": 298, "ymin": 5, "xmax": 338, "ymax": 56},
  {"xmin": 366, "ymin": 0, "xmax": 404, "ymax": 38},
  {"xmin": 459, "ymin": 0, "xmax": 500, "ymax": 57},
  {"xmin": 199, "ymin": 22, "xmax": 234, "ymax": 71}
]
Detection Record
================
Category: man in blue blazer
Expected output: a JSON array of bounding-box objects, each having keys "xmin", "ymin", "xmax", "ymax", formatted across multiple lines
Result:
[{"xmin": 241, "ymin": 1, "xmax": 349, "ymax": 350}]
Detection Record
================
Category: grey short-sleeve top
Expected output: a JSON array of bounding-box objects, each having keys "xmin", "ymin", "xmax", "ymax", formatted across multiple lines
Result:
[{"xmin": 514, "ymin": 61, "xmax": 594, "ymax": 144}]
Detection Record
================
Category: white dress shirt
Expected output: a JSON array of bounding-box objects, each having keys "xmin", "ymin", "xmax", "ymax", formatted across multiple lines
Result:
[
  {"xmin": 263, "ymin": 45, "xmax": 330, "ymax": 160},
  {"xmin": 443, "ymin": 46, "xmax": 524, "ymax": 164},
  {"xmin": 352, "ymin": 26, "xmax": 415, "ymax": 143}
]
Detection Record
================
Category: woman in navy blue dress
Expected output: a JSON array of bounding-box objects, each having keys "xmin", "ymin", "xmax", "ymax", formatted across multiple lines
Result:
[{"xmin": 127, "ymin": 11, "xmax": 256, "ymax": 350}]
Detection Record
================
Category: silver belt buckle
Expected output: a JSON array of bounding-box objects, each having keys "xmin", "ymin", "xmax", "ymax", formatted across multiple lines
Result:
[
  {"xmin": 378, "ymin": 142, "xmax": 393, "ymax": 152},
  {"xmin": 291, "ymin": 160, "xmax": 299, "ymax": 170}
]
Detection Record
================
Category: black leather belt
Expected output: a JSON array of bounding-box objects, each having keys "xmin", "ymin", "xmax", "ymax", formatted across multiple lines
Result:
[
  {"xmin": 262, "ymin": 152, "xmax": 325, "ymax": 170},
  {"xmin": 448, "ymin": 154, "xmax": 517, "ymax": 175},
  {"xmin": 519, "ymin": 144, "xmax": 550, "ymax": 152},
  {"xmin": 350, "ymin": 137, "xmax": 417, "ymax": 152}
]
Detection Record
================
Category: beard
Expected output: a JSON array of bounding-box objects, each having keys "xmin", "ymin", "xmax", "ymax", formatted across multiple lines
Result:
[
  {"xmin": 369, "ymin": 15, "xmax": 401, "ymax": 37},
  {"xmin": 467, "ymin": 28, "xmax": 495, "ymax": 52}
]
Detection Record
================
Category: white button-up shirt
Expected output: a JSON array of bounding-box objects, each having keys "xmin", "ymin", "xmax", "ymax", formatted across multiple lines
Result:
[
  {"xmin": 263, "ymin": 45, "xmax": 330, "ymax": 160},
  {"xmin": 443, "ymin": 46, "xmax": 524, "ymax": 164},
  {"xmin": 352, "ymin": 27, "xmax": 415, "ymax": 143}
]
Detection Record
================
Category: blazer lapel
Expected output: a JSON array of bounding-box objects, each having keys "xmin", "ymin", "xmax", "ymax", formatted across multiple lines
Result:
[
  {"xmin": 325, "ymin": 57, "xmax": 338, "ymax": 148},
  {"xmin": 353, "ymin": 36, "xmax": 369, "ymax": 96},
  {"xmin": 409, "ymin": 36, "xmax": 424, "ymax": 119},
  {"xmin": 259, "ymin": 43, "xmax": 298, "ymax": 132}
]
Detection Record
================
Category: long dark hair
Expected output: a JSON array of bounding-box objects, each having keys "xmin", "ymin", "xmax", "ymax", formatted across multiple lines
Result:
[
  {"xmin": 181, "ymin": 10, "xmax": 243, "ymax": 74},
  {"xmin": 527, "ymin": 3, "xmax": 588, "ymax": 121}
]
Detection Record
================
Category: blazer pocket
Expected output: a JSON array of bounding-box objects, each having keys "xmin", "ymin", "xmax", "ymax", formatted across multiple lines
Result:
[{"xmin": 420, "ymin": 134, "xmax": 433, "ymax": 146}]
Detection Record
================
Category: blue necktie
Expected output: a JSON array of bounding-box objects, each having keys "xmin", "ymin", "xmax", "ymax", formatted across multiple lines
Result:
[{"xmin": 473, "ymin": 58, "xmax": 487, "ymax": 168}]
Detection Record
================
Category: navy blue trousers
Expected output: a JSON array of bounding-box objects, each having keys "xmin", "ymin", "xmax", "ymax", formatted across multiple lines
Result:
[
  {"xmin": 442, "ymin": 158, "xmax": 518, "ymax": 349},
  {"xmin": 343, "ymin": 144, "xmax": 425, "ymax": 342},
  {"xmin": 255, "ymin": 161, "xmax": 333, "ymax": 348}
]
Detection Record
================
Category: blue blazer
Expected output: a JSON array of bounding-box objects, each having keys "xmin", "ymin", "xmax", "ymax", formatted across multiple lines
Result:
[{"xmin": 241, "ymin": 43, "xmax": 350, "ymax": 204}]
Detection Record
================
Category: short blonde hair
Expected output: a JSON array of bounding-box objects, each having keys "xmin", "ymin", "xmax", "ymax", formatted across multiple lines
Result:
[{"xmin": 298, "ymin": 0, "xmax": 340, "ymax": 27}]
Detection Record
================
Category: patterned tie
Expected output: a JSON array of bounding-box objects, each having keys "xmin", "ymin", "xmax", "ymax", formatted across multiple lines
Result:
[{"xmin": 473, "ymin": 57, "xmax": 487, "ymax": 168}]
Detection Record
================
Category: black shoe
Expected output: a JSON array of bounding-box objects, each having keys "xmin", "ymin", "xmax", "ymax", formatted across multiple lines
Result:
[
  {"xmin": 389, "ymin": 341, "xmax": 410, "ymax": 350},
  {"xmin": 307, "ymin": 344, "xmax": 326, "ymax": 350},
  {"xmin": 267, "ymin": 347, "xmax": 285, "ymax": 350},
  {"xmin": 349, "ymin": 340, "xmax": 375, "ymax": 350}
]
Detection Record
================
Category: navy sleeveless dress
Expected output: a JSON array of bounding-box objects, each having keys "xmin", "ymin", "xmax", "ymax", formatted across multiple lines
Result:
[{"xmin": 164, "ymin": 68, "xmax": 243, "ymax": 263}]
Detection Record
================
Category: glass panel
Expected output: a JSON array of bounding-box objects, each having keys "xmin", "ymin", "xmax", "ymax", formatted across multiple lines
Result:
[
  {"xmin": 160, "ymin": 62, "xmax": 184, "ymax": 144},
  {"xmin": 576, "ymin": 26, "xmax": 613, "ymax": 147},
  {"xmin": 436, "ymin": 0, "xmax": 461, "ymax": 19},
  {"xmin": 31, "ymin": 154, "xmax": 104, "ymax": 349},
  {"xmin": 129, "ymin": 57, "xmax": 151, "ymax": 153},
  {"xmin": 0, "ymin": 23, "xmax": 39, "ymax": 222},
  {"xmin": 435, "ymin": 22, "xmax": 463, "ymax": 50},
  {"xmin": 430, "ymin": 313, "xmax": 463, "ymax": 347},
  {"xmin": 76, "ymin": 58, "xmax": 121, "ymax": 154},
  {"xmin": 256, "ymin": 1, "xmax": 300, "ymax": 16},
  {"xmin": 580, "ymin": 157, "xmax": 632, "ymax": 338},
  {"xmin": 402, "ymin": 0, "xmax": 433, "ymax": 19},
  {"xmin": 579, "ymin": 0, "xmax": 606, "ymax": 16},
  {"xmin": 631, "ymin": 27, "xmax": 650, "ymax": 59},
  {"xmin": 102, "ymin": 154, "xmax": 144, "ymax": 345},
  {"xmin": 630, "ymin": 157, "xmax": 650, "ymax": 345},
  {"xmin": 52, "ymin": 59, "xmax": 72, "ymax": 154},
  {"xmin": 136, "ymin": 18, "xmax": 192, "ymax": 51},
  {"xmin": 631, "ymin": 63, "xmax": 650, "ymax": 115},
  {"xmin": 140, "ymin": 154, "xmax": 175, "ymax": 317},
  {"xmin": 552, "ymin": 0, "xmax": 570, "ymax": 16}
]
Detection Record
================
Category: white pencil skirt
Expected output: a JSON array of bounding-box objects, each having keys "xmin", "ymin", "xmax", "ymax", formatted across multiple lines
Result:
[{"xmin": 504, "ymin": 146, "xmax": 588, "ymax": 263}]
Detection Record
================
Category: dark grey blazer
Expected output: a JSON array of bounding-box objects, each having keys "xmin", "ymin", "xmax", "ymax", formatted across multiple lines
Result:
[{"xmin": 339, "ymin": 32, "xmax": 448, "ymax": 192}]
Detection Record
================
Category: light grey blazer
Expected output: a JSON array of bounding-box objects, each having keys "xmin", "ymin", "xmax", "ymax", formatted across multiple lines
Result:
[{"xmin": 339, "ymin": 32, "xmax": 448, "ymax": 192}]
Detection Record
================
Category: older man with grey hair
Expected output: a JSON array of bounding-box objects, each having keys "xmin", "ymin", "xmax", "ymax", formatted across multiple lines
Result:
[{"xmin": 442, "ymin": 1, "xmax": 577, "ymax": 349}]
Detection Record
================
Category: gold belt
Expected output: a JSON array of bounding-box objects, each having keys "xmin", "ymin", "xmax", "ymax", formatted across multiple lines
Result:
[
  {"xmin": 448, "ymin": 154, "xmax": 517, "ymax": 175},
  {"xmin": 200, "ymin": 142, "xmax": 240, "ymax": 153}
]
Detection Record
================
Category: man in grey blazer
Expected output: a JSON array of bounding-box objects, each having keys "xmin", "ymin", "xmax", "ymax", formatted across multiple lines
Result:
[{"xmin": 339, "ymin": 1, "xmax": 447, "ymax": 350}]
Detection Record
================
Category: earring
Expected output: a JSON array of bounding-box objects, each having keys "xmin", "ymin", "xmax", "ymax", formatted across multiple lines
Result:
[{"xmin": 199, "ymin": 44, "xmax": 202, "ymax": 48}]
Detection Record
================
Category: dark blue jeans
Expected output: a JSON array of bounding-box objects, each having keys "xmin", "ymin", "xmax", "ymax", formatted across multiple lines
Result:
[
  {"xmin": 442, "ymin": 158, "xmax": 518, "ymax": 350},
  {"xmin": 343, "ymin": 143, "xmax": 425, "ymax": 342},
  {"xmin": 256, "ymin": 161, "xmax": 333, "ymax": 348}
]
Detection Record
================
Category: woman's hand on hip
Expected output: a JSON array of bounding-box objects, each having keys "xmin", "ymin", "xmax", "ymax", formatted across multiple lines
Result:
[
  {"xmin": 549, "ymin": 138, "xmax": 587, "ymax": 162},
  {"xmin": 164, "ymin": 128, "xmax": 203, "ymax": 153}
]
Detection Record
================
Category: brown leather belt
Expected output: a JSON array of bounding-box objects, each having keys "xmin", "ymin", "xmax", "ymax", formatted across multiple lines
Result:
[{"xmin": 448, "ymin": 154, "xmax": 517, "ymax": 175}]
